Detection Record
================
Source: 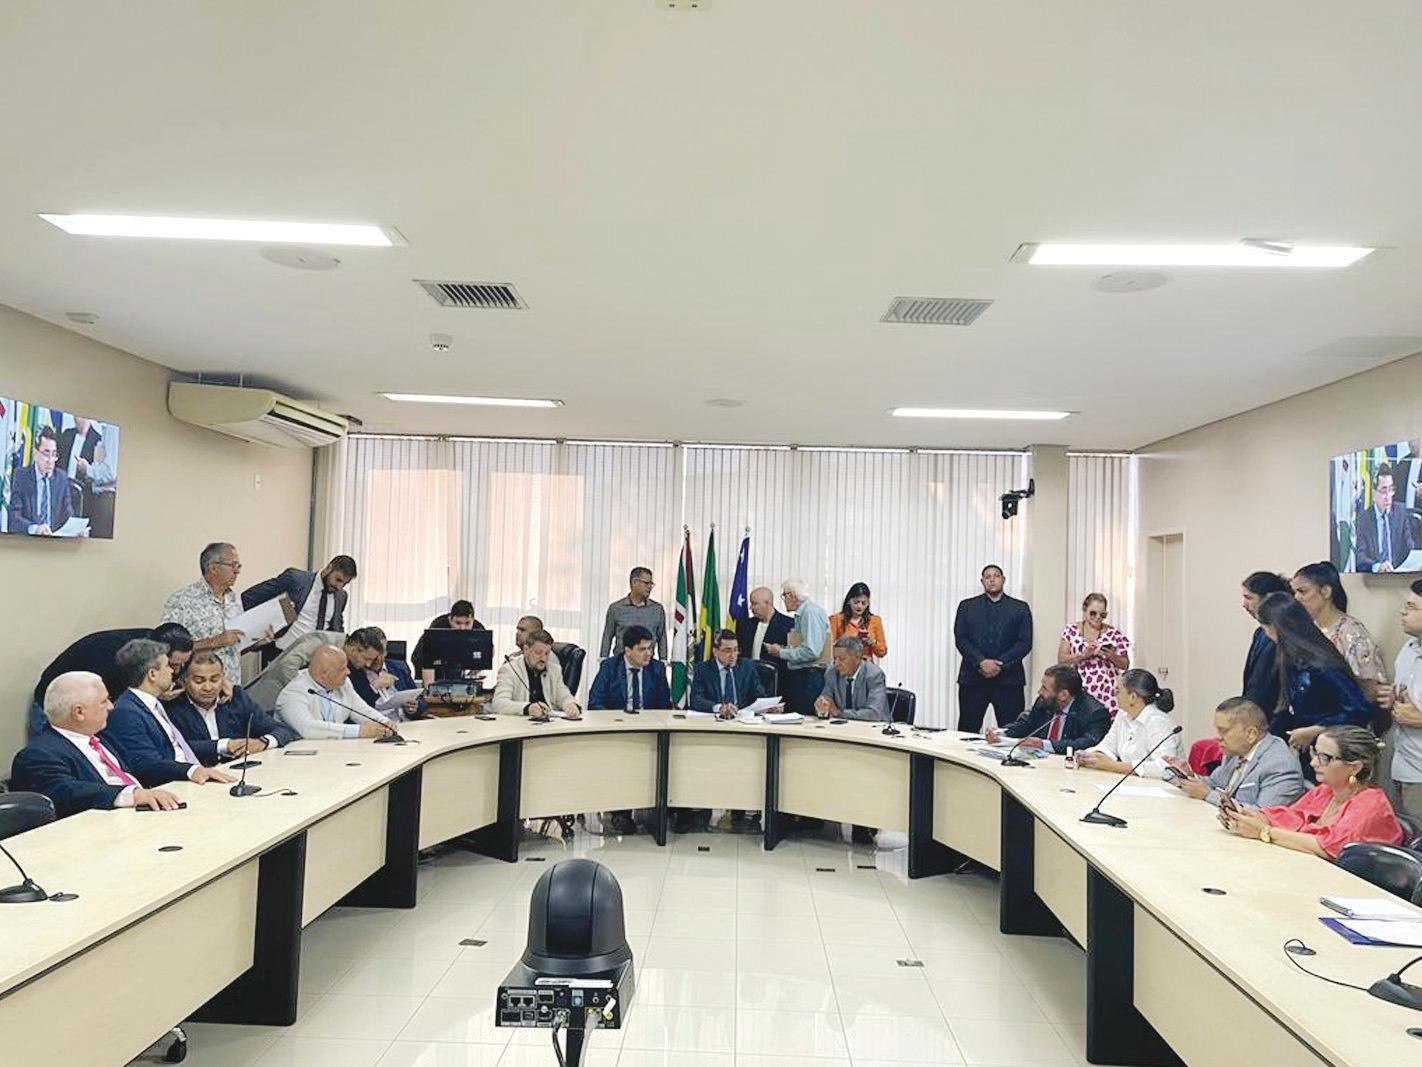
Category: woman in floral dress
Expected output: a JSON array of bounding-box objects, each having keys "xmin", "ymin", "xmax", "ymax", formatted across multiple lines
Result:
[{"xmin": 1058, "ymin": 593, "xmax": 1131, "ymax": 716}]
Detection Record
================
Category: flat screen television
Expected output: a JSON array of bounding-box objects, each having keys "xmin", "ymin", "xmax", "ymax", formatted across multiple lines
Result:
[
  {"xmin": 1329, "ymin": 439, "xmax": 1422, "ymax": 573},
  {"xmin": 1, "ymin": 395, "xmax": 121, "ymax": 539}
]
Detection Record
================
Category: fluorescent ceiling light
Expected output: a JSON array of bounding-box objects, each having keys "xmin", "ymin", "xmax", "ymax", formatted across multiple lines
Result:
[
  {"xmin": 1016, "ymin": 242, "xmax": 1372, "ymax": 267},
  {"xmin": 891, "ymin": 407, "xmax": 1071, "ymax": 421},
  {"xmin": 39, "ymin": 213, "xmax": 401, "ymax": 246},
  {"xmin": 380, "ymin": 393, "xmax": 562, "ymax": 409}
]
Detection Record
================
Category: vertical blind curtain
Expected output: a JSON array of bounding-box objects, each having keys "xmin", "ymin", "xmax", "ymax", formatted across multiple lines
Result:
[
  {"xmin": 1066, "ymin": 453, "xmax": 1138, "ymax": 644},
  {"xmin": 327, "ymin": 438, "xmax": 1105, "ymax": 726}
]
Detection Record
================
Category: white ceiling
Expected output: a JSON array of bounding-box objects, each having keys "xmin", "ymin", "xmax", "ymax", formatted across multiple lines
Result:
[{"xmin": 2, "ymin": 1, "xmax": 1422, "ymax": 449}]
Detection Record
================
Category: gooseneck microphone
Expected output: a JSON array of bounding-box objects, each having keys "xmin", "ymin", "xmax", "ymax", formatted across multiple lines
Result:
[
  {"xmin": 308, "ymin": 688, "xmax": 407, "ymax": 744},
  {"xmin": 1081, "ymin": 724, "xmax": 1185, "ymax": 828},
  {"xmin": 1000, "ymin": 706, "xmax": 1058, "ymax": 768},
  {"xmin": 229, "ymin": 706, "xmax": 262, "ymax": 796},
  {"xmin": 0, "ymin": 840, "xmax": 49, "ymax": 904}
]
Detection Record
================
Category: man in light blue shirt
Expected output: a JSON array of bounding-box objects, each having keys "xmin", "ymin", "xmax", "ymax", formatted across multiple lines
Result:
[
  {"xmin": 765, "ymin": 578, "xmax": 830, "ymax": 715},
  {"xmin": 276, "ymin": 644, "xmax": 397, "ymax": 740}
]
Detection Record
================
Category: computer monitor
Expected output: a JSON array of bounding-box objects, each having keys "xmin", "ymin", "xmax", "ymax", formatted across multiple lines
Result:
[
  {"xmin": 417, "ymin": 627, "xmax": 494, "ymax": 680},
  {"xmin": 384, "ymin": 638, "xmax": 408, "ymax": 663}
]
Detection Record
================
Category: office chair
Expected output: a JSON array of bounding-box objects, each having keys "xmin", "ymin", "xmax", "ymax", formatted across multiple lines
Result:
[
  {"xmin": 1395, "ymin": 812, "xmax": 1422, "ymax": 853},
  {"xmin": 551, "ymin": 642, "xmax": 587, "ymax": 694},
  {"xmin": 1335, "ymin": 842, "xmax": 1422, "ymax": 901},
  {"xmin": 886, "ymin": 687, "xmax": 917, "ymax": 725},
  {"xmin": 754, "ymin": 661, "xmax": 778, "ymax": 697}
]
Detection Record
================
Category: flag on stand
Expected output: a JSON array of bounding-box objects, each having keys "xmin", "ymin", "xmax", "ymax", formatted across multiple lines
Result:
[
  {"xmin": 698, "ymin": 526, "xmax": 721, "ymax": 662},
  {"xmin": 725, "ymin": 528, "xmax": 751, "ymax": 628},
  {"xmin": 670, "ymin": 527, "xmax": 697, "ymax": 707}
]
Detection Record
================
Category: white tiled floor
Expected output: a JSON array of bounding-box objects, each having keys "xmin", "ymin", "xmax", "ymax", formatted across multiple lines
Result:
[{"xmin": 130, "ymin": 827, "xmax": 1088, "ymax": 1066}]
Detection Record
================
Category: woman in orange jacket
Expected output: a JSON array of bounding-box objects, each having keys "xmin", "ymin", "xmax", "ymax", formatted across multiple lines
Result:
[{"xmin": 830, "ymin": 581, "xmax": 888, "ymax": 662}]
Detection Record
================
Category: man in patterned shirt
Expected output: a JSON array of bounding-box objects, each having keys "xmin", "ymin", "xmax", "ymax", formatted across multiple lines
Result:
[{"xmin": 161, "ymin": 542, "xmax": 250, "ymax": 683}]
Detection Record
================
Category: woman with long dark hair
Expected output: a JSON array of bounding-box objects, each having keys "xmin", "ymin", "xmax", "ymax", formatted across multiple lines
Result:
[
  {"xmin": 1240, "ymin": 571, "xmax": 1291, "ymax": 715},
  {"xmin": 1291, "ymin": 561, "xmax": 1388, "ymax": 687},
  {"xmin": 830, "ymin": 581, "xmax": 888, "ymax": 662},
  {"xmin": 1255, "ymin": 592, "xmax": 1374, "ymax": 752}
]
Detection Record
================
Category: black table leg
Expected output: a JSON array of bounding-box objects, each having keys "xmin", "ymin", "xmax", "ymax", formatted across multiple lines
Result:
[
  {"xmin": 908, "ymin": 754, "xmax": 964, "ymax": 879},
  {"xmin": 652, "ymin": 731, "xmax": 670, "ymax": 846},
  {"xmin": 340, "ymin": 766, "xmax": 423, "ymax": 909},
  {"xmin": 463, "ymin": 739, "xmax": 523, "ymax": 864},
  {"xmin": 762, "ymin": 736, "xmax": 783, "ymax": 850},
  {"xmin": 999, "ymin": 791, "xmax": 1062, "ymax": 936}
]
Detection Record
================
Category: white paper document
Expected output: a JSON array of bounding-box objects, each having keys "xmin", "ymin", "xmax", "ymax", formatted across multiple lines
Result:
[
  {"xmin": 1338, "ymin": 919, "xmax": 1422, "ymax": 947},
  {"xmin": 763, "ymin": 712, "xmax": 804, "ymax": 724},
  {"xmin": 743, "ymin": 697, "xmax": 786, "ymax": 715},
  {"xmin": 374, "ymin": 688, "xmax": 425, "ymax": 712},
  {"xmin": 231, "ymin": 599, "xmax": 287, "ymax": 649},
  {"xmin": 1320, "ymin": 895, "xmax": 1420, "ymax": 920},
  {"xmin": 53, "ymin": 516, "xmax": 90, "ymax": 537}
]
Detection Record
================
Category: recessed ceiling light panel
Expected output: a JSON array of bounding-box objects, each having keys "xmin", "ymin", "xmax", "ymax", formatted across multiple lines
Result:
[
  {"xmin": 39, "ymin": 213, "xmax": 402, "ymax": 246},
  {"xmin": 890, "ymin": 407, "xmax": 1071, "ymax": 421},
  {"xmin": 1013, "ymin": 241, "xmax": 1372, "ymax": 267},
  {"xmin": 380, "ymin": 393, "xmax": 562, "ymax": 409}
]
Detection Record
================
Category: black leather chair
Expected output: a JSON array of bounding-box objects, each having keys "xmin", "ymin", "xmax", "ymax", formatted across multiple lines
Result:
[
  {"xmin": 886, "ymin": 687, "xmax": 917, "ymax": 725},
  {"xmin": 1395, "ymin": 812, "xmax": 1422, "ymax": 852},
  {"xmin": 0, "ymin": 791, "xmax": 55, "ymax": 841},
  {"xmin": 754, "ymin": 661, "xmax": 778, "ymax": 697},
  {"xmin": 552, "ymin": 642, "xmax": 587, "ymax": 694},
  {"xmin": 1335, "ymin": 842, "xmax": 1422, "ymax": 901}
]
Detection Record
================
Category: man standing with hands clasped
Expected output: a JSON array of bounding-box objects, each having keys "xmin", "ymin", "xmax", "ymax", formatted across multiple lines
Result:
[{"xmin": 954, "ymin": 565, "xmax": 1033, "ymax": 734}]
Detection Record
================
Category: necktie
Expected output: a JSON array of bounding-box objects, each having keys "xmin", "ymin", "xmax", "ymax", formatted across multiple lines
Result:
[
  {"xmin": 89, "ymin": 737, "xmax": 137, "ymax": 786},
  {"xmin": 629, "ymin": 668, "xmax": 642, "ymax": 711},
  {"xmin": 39, "ymin": 476, "xmax": 50, "ymax": 526},
  {"xmin": 1381, "ymin": 510, "xmax": 1392, "ymax": 560},
  {"xmin": 721, "ymin": 668, "xmax": 735, "ymax": 706},
  {"xmin": 316, "ymin": 588, "xmax": 329, "ymax": 630},
  {"xmin": 1224, "ymin": 757, "xmax": 1249, "ymax": 796},
  {"xmin": 154, "ymin": 705, "xmax": 199, "ymax": 764},
  {"xmin": 844, "ymin": 673, "xmax": 855, "ymax": 709},
  {"xmin": 1048, "ymin": 710, "xmax": 1064, "ymax": 743}
]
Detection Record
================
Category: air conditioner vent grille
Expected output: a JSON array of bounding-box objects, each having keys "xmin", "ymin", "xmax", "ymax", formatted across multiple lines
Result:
[
  {"xmin": 880, "ymin": 296, "xmax": 992, "ymax": 326},
  {"xmin": 415, "ymin": 280, "xmax": 527, "ymax": 310}
]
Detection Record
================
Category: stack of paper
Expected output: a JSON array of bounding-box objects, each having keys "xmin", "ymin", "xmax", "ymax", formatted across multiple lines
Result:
[
  {"xmin": 1320, "ymin": 895, "xmax": 1419, "ymax": 920},
  {"xmin": 1319, "ymin": 894, "xmax": 1422, "ymax": 947},
  {"xmin": 764, "ymin": 712, "xmax": 804, "ymax": 724}
]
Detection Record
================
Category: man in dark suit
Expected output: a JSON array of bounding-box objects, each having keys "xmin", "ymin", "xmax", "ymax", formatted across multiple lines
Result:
[
  {"xmin": 1355, "ymin": 464, "xmax": 1415, "ymax": 572},
  {"xmin": 7, "ymin": 425, "xmax": 75, "ymax": 535},
  {"xmin": 100, "ymin": 639, "xmax": 238, "ymax": 788},
  {"xmin": 588, "ymin": 625, "xmax": 671, "ymax": 711},
  {"xmin": 953, "ymin": 565, "xmax": 1034, "ymax": 733},
  {"xmin": 11, "ymin": 671, "xmax": 182, "ymax": 817},
  {"xmin": 735, "ymin": 586, "xmax": 794, "ymax": 691},
  {"xmin": 988, "ymin": 665, "xmax": 1110, "ymax": 755},
  {"xmin": 691, "ymin": 629, "xmax": 766, "ymax": 716},
  {"xmin": 165, "ymin": 650, "xmax": 297, "ymax": 756},
  {"xmin": 412, "ymin": 599, "xmax": 486, "ymax": 674},
  {"xmin": 242, "ymin": 555, "xmax": 358, "ymax": 659}
]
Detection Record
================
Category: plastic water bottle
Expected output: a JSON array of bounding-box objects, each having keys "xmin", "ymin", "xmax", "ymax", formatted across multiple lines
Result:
[{"xmin": 1064, "ymin": 746, "xmax": 1077, "ymax": 770}]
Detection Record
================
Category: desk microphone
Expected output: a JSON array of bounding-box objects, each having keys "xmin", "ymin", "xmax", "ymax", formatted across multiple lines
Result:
[
  {"xmin": 1081, "ymin": 725, "xmax": 1184, "ymax": 828},
  {"xmin": 307, "ymin": 688, "xmax": 407, "ymax": 744},
  {"xmin": 229, "ymin": 706, "xmax": 262, "ymax": 796},
  {"xmin": 0, "ymin": 840, "xmax": 51, "ymax": 904},
  {"xmin": 1000, "ymin": 708, "xmax": 1058, "ymax": 768}
]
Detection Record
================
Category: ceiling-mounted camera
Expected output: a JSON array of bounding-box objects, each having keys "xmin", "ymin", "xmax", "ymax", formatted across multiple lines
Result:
[{"xmin": 1001, "ymin": 478, "xmax": 1035, "ymax": 520}]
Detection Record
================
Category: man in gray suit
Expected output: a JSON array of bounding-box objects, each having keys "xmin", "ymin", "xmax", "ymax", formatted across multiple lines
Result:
[
  {"xmin": 814, "ymin": 637, "xmax": 889, "ymax": 721},
  {"xmin": 1167, "ymin": 697, "xmax": 1306, "ymax": 808}
]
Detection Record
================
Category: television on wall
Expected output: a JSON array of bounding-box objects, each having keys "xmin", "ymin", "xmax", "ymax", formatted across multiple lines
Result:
[
  {"xmin": 1330, "ymin": 439, "xmax": 1422, "ymax": 573},
  {"xmin": 1, "ymin": 394, "xmax": 121, "ymax": 539}
]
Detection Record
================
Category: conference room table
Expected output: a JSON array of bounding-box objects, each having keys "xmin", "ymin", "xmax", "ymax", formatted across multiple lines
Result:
[{"xmin": 2, "ymin": 711, "xmax": 1418, "ymax": 1067}]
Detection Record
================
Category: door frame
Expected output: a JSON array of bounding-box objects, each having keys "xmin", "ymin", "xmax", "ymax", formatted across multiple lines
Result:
[{"xmin": 1142, "ymin": 527, "xmax": 1187, "ymax": 715}]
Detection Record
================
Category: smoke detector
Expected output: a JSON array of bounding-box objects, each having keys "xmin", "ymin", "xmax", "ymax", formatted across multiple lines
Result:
[
  {"xmin": 429, "ymin": 333, "xmax": 453, "ymax": 352},
  {"xmin": 1093, "ymin": 272, "xmax": 1169, "ymax": 293},
  {"xmin": 261, "ymin": 245, "xmax": 342, "ymax": 271}
]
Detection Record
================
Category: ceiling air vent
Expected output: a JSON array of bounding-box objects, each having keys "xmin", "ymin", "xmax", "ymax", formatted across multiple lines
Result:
[
  {"xmin": 880, "ymin": 296, "xmax": 992, "ymax": 326},
  {"xmin": 415, "ymin": 280, "xmax": 527, "ymax": 310}
]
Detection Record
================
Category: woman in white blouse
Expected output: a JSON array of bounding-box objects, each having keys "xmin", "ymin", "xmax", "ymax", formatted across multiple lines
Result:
[{"xmin": 1076, "ymin": 669, "xmax": 1184, "ymax": 778}]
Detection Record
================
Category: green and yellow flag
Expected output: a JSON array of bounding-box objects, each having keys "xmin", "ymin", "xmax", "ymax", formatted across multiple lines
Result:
[{"xmin": 698, "ymin": 526, "xmax": 721, "ymax": 662}]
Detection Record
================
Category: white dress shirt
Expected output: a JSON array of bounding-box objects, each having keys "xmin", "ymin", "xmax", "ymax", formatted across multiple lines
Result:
[
  {"xmin": 1087, "ymin": 703, "xmax": 1183, "ymax": 779},
  {"xmin": 276, "ymin": 579, "xmax": 326, "ymax": 651},
  {"xmin": 188, "ymin": 698, "xmax": 277, "ymax": 752},
  {"xmin": 132, "ymin": 688, "xmax": 202, "ymax": 780},
  {"xmin": 276, "ymin": 668, "xmax": 393, "ymax": 740},
  {"xmin": 54, "ymin": 726, "xmax": 137, "ymax": 807},
  {"xmin": 751, "ymin": 619, "xmax": 770, "ymax": 662}
]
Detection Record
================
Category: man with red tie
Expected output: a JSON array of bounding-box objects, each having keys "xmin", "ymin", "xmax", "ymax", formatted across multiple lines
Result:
[
  {"xmin": 987, "ymin": 665, "xmax": 1110, "ymax": 755},
  {"xmin": 10, "ymin": 672, "xmax": 183, "ymax": 818}
]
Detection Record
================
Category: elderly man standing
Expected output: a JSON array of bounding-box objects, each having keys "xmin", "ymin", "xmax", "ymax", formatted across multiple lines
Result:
[
  {"xmin": 814, "ymin": 637, "xmax": 890, "ymax": 721},
  {"xmin": 10, "ymin": 672, "xmax": 183, "ymax": 817},
  {"xmin": 764, "ymin": 579, "xmax": 831, "ymax": 715},
  {"xmin": 276, "ymin": 644, "xmax": 398, "ymax": 740},
  {"xmin": 161, "ymin": 542, "xmax": 252, "ymax": 684}
]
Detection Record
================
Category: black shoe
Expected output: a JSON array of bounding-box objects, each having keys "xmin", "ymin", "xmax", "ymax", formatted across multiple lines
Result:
[
  {"xmin": 851, "ymin": 825, "xmax": 876, "ymax": 845},
  {"xmin": 735, "ymin": 813, "xmax": 762, "ymax": 835},
  {"xmin": 608, "ymin": 812, "xmax": 638, "ymax": 835}
]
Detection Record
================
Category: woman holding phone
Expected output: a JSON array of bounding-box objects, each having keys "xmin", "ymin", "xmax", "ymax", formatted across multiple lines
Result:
[{"xmin": 1058, "ymin": 593, "xmax": 1131, "ymax": 716}]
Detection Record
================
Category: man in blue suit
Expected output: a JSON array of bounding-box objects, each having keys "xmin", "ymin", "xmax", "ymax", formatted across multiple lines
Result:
[
  {"xmin": 10, "ymin": 671, "xmax": 182, "ymax": 817},
  {"xmin": 101, "ymin": 639, "xmax": 238, "ymax": 789},
  {"xmin": 691, "ymin": 629, "xmax": 766, "ymax": 716},
  {"xmin": 241, "ymin": 555, "xmax": 357, "ymax": 657},
  {"xmin": 7, "ymin": 425, "xmax": 75, "ymax": 536},
  {"xmin": 588, "ymin": 625, "xmax": 671, "ymax": 711},
  {"xmin": 1355, "ymin": 464, "xmax": 1415, "ymax": 573},
  {"xmin": 166, "ymin": 651, "xmax": 297, "ymax": 756}
]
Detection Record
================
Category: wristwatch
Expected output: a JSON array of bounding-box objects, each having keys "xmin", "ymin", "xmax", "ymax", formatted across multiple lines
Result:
[{"xmin": 1258, "ymin": 826, "xmax": 1273, "ymax": 844}]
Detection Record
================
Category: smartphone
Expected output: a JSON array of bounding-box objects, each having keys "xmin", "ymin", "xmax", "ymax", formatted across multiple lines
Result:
[
  {"xmin": 1162, "ymin": 765, "xmax": 1187, "ymax": 783},
  {"xmin": 284, "ymin": 749, "xmax": 318, "ymax": 756},
  {"xmin": 137, "ymin": 801, "xmax": 187, "ymax": 811},
  {"xmin": 829, "ymin": 718, "xmax": 849, "ymax": 725}
]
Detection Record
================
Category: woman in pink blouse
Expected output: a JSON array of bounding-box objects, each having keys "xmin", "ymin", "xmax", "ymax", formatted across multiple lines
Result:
[
  {"xmin": 1218, "ymin": 725, "xmax": 1403, "ymax": 859},
  {"xmin": 1058, "ymin": 593, "xmax": 1131, "ymax": 716}
]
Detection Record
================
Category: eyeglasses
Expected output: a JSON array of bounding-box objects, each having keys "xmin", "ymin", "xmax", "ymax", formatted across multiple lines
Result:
[
  {"xmin": 35, "ymin": 447, "xmax": 58, "ymax": 458},
  {"xmin": 213, "ymin": 560, "xmax": 243, "ymax": 572},
  {"xmin": 1311, "ymin": 751, "xmax": 1347, "ymax": 766}
]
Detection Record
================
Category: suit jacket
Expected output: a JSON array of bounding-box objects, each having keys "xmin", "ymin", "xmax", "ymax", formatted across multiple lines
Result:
[
  {"xmin": 1202, "ymin": 733, "xmax": 1307, "ymax": 808},
  {"xmin": 34, "ymin": 626, "xmax": 149, "ymax": 705},
  {"xmin": 1002, "ymin": 692, "xmax": 1110, "ymax": 754},
  {"xmin": 8, "ymin": 463, "xmax": 74, "ymax": 533},
  {"xmin": 735, "ymin": 612, "xmax": 794, "ymax": 663},
  {"xmin": 817, "ymin": 659, "xmax": 889, "ymax": 721},
  {"xmin": 165, "ymin": 687, "xmax": 298, "ymax": 749},
  {"xmin": 1354, "ymin": 501, "xmax": 1414, "ymax": 572},
  {"xmin": 241, "ymin": 568, "xmax": 347, "ymax": 639},
  {"xmin": 492, "ymin": 652, "xmax": 578, "ymax": 715},
  {"xmin": 587, "ymin": 657, "xmax": 671, "ymax": 710},
  {"xmin": 9, "ymin": 725, "xmax": 133, "ymax": 819},
  {"xmin": 690, "ymin": 658, "xmax": 763, "ymax": 713},
  {"xmin": 1241, "ymin": 627, "xmax": 1282, "ymax": 718},
  {"xmin": 102, "ymin": 689, "xmax": 211, "ymax": 786},
  {"xmin": 954, "ymin": 593, "xmax": 1033, "ymax": 686}
]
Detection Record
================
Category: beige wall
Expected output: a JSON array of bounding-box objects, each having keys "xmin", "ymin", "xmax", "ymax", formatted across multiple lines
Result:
[
  {"xmin": 0, "ymin": 305, "xmax": 312, "ymax": 768},
  {"xmin": 1137, "ymin": 351, "xmax": 1422, "ymax": 742}
]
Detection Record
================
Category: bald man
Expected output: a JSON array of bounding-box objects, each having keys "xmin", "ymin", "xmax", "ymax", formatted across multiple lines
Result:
[
  {"xmin": 735, "ymin": 586, "xmax": 794, "ymax": 680},
  {"xmin": 275, "ymin": 644, "xmax": 397, "ymax": 740}
]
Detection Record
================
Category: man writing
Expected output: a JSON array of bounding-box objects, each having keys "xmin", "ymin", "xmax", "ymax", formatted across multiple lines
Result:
[
  {"xmin": 492, "ymin": 628, "xmax": 582, "ymax": 719},
  {"xmin": 987, "ymin": 665, "xmax": 1108, "ymax": 755},
  {"xmin": 166, "ymin": 650, "xmax": 297, "ymax": 757},
  {"xmin": 692, "ymin": 629, "xmax": 767, "ymax": 718},
  {"xmin": 276, "ymin": 644, "xmax": 398, "ymax": 740}
]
